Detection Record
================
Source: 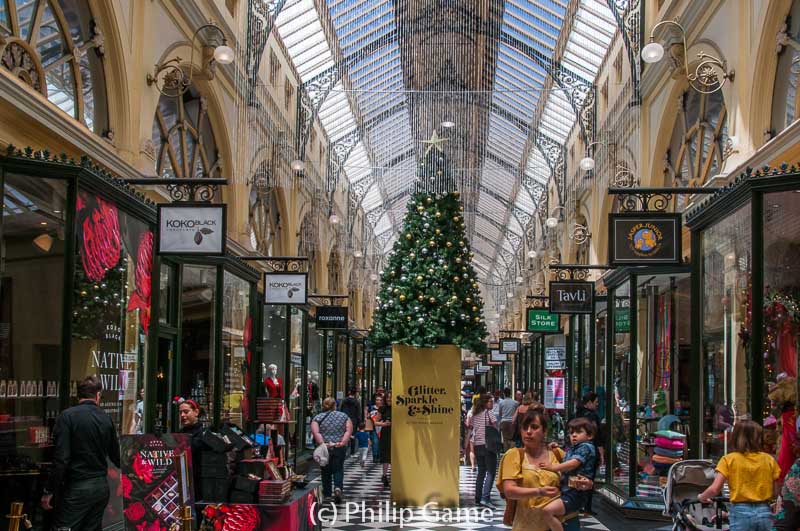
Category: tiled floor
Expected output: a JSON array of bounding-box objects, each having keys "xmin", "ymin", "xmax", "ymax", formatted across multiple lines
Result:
[{"xmin": 308, "ymin": 454, "xmax": 619, "ymax": 530}]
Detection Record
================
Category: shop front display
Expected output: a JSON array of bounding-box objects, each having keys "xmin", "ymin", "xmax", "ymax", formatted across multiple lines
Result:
[
  {"xmin": 603, "ymin": 265, "xmax": 692, "ymax": 511},
  {"xmin": 687, "ymin": 168, "xmax": 800, "ymax": 480}
]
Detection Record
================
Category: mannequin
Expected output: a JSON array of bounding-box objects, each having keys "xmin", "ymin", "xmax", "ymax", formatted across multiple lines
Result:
[
  {"xmin": 309, "ymin": 371, "xmax": 320, "ymax": 402},
  {"xmin": 264, "ymin": 364, "xmax": 283, "ymax": 398},
  {"xmin": 290, "ymin": 377, "xmax": 301, "ymax": 399}
]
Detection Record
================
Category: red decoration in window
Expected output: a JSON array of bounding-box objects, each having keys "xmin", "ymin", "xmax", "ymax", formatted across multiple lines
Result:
[
  {"xmin": 78, "ymin": 195, "xmax": 121, "ymax": 281},
  {"xmin": 127, "ymin": 231, "xmax": 153, "ymax": 332}
]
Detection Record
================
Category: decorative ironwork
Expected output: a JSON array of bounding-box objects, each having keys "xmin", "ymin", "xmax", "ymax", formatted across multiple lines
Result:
[
  {"xmin": 166, "ymin": 182, "xmax": 220, "ymax": 202},
  {"xmin": 607, "ymin": 0, "xmax": 641, "ymax": 97},
  {"xmin": 610, "ymin": 164, "xmax": 637, "ymax": 187},
  {"xmin": 526, "ymin": 295, "xmax": 548, "ymax": 309},
  {"xmin": 327, "ymin": 128, "xmax": 362, "ymax": 192},
  {"xmin": 309, "ymin": 294, "xmax": 349, "ymax": 307},
  {"xmin": 238, "ymin": 255, "xmax": 308, "ymax": 272},
  {"xmin": 245, "ymin": 0, "xmax": 287, "ymax": 104},
  {"xmin": 617, "ymin": 192, "xmax": 672, "ymax": 212},
  {"xmin": 549, "ymin": 266, "xmax": 589, "ymax": 281},
  {"xmin": 533, "ymin": 131, "xmax": 567, "ymax": 202},
  {"xmin": 570, "ymin": 223, "xmax": 592, "ymax": 245},
  {"xmin": 2, "ymin": 41, "xmax": 43, "ymax": 93}
]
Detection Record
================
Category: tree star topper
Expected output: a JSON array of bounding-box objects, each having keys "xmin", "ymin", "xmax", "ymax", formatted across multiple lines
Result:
[{"xmin": 422, "ymin": 129, "xmax": 448, "ymax": 156}]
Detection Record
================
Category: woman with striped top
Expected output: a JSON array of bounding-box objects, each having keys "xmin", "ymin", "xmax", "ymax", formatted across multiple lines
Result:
[{"xmin": 465, "ymin": 393, "xmax": 499, "ymax": 509}]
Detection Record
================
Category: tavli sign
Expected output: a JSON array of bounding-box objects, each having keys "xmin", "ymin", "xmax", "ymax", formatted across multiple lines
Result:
[{"xmin": 549, "ymin": 281, "xmax": 594, "ymax": 314}]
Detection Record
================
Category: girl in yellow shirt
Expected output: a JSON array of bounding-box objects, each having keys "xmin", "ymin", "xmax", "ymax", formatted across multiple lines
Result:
[{"xmin": 698, "ymin": 419, "xmax": 780, "ymax": 531}]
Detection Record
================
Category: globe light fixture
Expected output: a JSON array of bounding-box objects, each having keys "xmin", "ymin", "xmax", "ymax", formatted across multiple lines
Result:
[
  {"xmin": 515, "ymin": 275, "xmax": 523, "ymax": 283},
  {"xmin": 290, "ymin": 159, "xmax": 304, "ymax": 171},
  {"xmin": 354, "ymin": 250, "xmax": 363, "ymax": 258},
  {"xmin": 527, "ymin": 250, "xmax": 538, "ymax": 259},
  {"xmin": 329, "ymin": 214, "xmax": 340, "ymax": 225},
  {"xmin": 545, "ymin": 216, "xmax": 559, "ymax": 228},
  {"xmin": 641, "ymin": 41, "xmax": 665, "ymax": 63},
  {"xmin": 579, "ymin": 156, "xmax": 596, "ymax": 171},
  {"xmin": 213, "ymin": 44, "xmax": 235, "ymax": 65}
]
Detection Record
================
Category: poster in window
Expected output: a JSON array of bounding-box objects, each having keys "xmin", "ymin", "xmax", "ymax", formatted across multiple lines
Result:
[
  {"xmin": 120, "ymin": 433, "xmax": 194, "ymax": 530},
  {"xmin": 544, "ymin": 377, "xmax": 565, "ymax": 410}
]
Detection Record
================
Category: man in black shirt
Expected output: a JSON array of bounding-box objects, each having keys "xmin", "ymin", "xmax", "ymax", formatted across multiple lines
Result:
[
  {"xmin": 41, "ymin": 375, "xmax": 120, "ymax": 530},
  {"xmin": 340, "ymin": 388, "xmax": 362, "ymax": 456}
]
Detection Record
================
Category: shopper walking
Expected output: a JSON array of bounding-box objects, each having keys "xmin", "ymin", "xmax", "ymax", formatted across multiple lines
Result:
[
  {"xmin": 574, "ymin": 391, "xmax": 605, "ymax": 515},
  {"xmin": 375, "ymin": 392, "xmax": 392, "ymax": 487},
  {"xmin": 496, "ymin": 408, "xmax": 591, "ymax": 531},
  {"xmin": 499, "ymin": 387, "xmax": 519, "ymax": 451},
  {"xmin": 340, "ymin": 388, "xmax": 362, "ymax": 457},
  {"xmin": 354, "ymin": 422, "xmax": 371, "ymax": 467},
  {"xmin": 41, "ymin": 376, "xmax": 121, "ymax": 531},
  {"xmin": 365, "ymin": 393, "xmax": 382, "ymax": 462},
  {"xmin": 311, "ymin": 397, "xmax": 353, "ymax": 504},
  {"xmin": 698, "ymin": 419, "xmax": 780, "ymax": 531},
  {"xmin": 511, "ymin": 392, "xmax": 536, "ymax": 448},
  {"xmin": 466, "ymin": 393, "xmax": 500, "ymax": 509},
  {"xmin": 177, "ymin": 398, "xmax": 206, "ymax": 500}
]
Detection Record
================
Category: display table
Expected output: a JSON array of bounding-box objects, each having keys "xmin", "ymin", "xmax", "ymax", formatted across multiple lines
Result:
[{"xmin": 197, "ymin": 483, "xmax": 321, "ymax": 531}]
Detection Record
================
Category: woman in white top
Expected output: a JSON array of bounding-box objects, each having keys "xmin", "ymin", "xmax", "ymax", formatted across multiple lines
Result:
[{"xmin": 465, "ymin": 393, "xmax": 499, "ymax": 509}]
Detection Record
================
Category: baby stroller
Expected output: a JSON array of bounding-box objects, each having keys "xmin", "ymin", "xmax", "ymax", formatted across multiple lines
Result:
[{"xmin": 663, "ymin": 460, "xmax": 729, "ymax": 530}]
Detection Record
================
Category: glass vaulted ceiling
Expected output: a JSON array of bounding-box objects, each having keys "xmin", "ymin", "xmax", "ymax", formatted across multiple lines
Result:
[{"xmin": 273, "ymin": 0, "xmax": 616, "ymax": 288}]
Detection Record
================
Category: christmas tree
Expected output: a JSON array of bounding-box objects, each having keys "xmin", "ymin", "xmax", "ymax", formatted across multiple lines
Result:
[{"xmin": 369, "ymin": 131, "xmax": 488, "ymax": 353}]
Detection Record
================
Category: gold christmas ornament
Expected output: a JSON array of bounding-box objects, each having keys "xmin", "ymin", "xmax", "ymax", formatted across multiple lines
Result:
[
  {"xmin": 426, "ymin": 197, "xmax": 433, "ymax": 204},
  {"xmin": 472, "ymin": 282, "xmax": 479, "ymax": 289},
  {"xmin": 474, "ymin": 316, "xmax": 481, "ymax": 322},
  {"xmin": 443, "ymin": 264, "xmax": 449, "ymax": 270},
  {"xmin": 427, "ymin": 268, "xmax": 434, "ymax": 274},
  {"xmin": 446, "ymin": 241, "xmax": 453, "ymax": 248},
  {"xmin": 460, "ymin": 223, "xmax": 466, "ymax": 229},
  {"xmin": 416, "ymin": 275, "xmax": 424, "ymax": 282},
  {"xmin": 428, "ymin": 240, "xmax": 436, "ymax": 247},
  {"xmin": 465, "ymin": 297, "xmax": 472, "ymax": 303},
  {"xmin": 453, "ymin": 216, "xmax": 460, "ymax": 222},
  {"xmin": 418, "ymin": 295, "xmax": 424, "ymax": 301},
  {"xmin": 451, "ymin": 295, "xmax": 458, "ymax": 301},
  {"xmin": 393, "ymin": 288, "xmax": 400, "ymax": 294},
  {"xmin": 454, "ymin": 276, "xmax": 460, "ymax": 282},
  {"xmin": 409, "ymin": 252, "xmax": 416, "ymax": 259},
  {"xmin": 455, "ymin": 257, "xmax": 462, "ymax": 264},
  {"xmin": 429, "ymin": 297, "xmax": 436, "ymax": 303},
  {"xmin": 459, "ymin": 241, "xmax": 465, "ymax": 247},
  {"xmin": 417, "ymin": 206, "xmax": 424, "ymax": 212},
  {"xmin": 435, "ymin": 211, "xmax": 442, "ymax": 218},
  {"xmin": 399, "ymin": 294, "xmax": 407, "ymax": 301},
  {"xmin": 454, "ymin": 191, "xmax": 460, "ymax": 198},
  {"xmin": 407, "ymin": 316, "xmax": 412, "ymax": 321},
  {"xmin": 435, "ymin": 228, "xmax": 441, "ymax": 235},
  {"xmin": 472, "ymin": 306, "xmax": 478, "ymax": 312},
  {"xmin": 405, "ymin": 233, "xmax": 412, "ymax": 240}
]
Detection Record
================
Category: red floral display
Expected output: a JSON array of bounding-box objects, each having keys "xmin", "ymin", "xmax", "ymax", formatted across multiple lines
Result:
[
  {"xmin": 202, "ymin": 504, "xmax": 261, "ymax": 531},
  {"xmin": 120, "ymin": 474, "xmax": 133, "ymax": 499},
  {"xmin": 127, "ymin": 231, "xmax": 154, "ymax": 332},
  {"xmin": 124, "ymin": 501, "xmax": 146, "ymax": 522},
  {"xmin": 132, "ymin": 453, "xmax": 154, "ymax": 484},
  {"xmin": 136, "ymin": 520, "xmax": 168, "ymax": 531},
  {"xmin": 78, "ymin": 195, "xmax": 121, "ymax": 281}
]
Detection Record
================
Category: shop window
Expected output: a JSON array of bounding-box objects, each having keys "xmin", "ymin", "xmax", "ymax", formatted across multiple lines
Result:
[
  {"xmin": 70, "ymin": 190, "xmax": 153, "ymax": 435},
  {"xmin": 151, "ymin": 85, "xmax": 222, "ymax": 183},
  {"xmin": 610, "ymin": 280, "xmax": 631, "ymax": 495},
  {"xmin": 762, "ymin": 192, "xmax": 800, "ymax": 446},
  {"xmin": 664, "ymin": 89, "xmax": 728, "ymax": 205},
  {"xmin": 0, "ymin": 174, "xmax": 67, "ymax": 479},
  {"xmin": 701, "ymin": 204, "xmax": 752, "ymax": 460},
  {"xmin": 221, "ymin": 271, "xmax": 251, "ymax": 427},
  {"xmin": 248, "ymin": 160, "xmax": 280, "ymax": 254},
  {"xmin": 771, "ymin": 1, "xmax": 800, "ymax": 134},
  {"xmin": 180, "ymin": 264, "xmax": 217, "ymax": 425},
  {"xmin": 0, "ymin": 0, "xmax": 109, "ymax": 134}
]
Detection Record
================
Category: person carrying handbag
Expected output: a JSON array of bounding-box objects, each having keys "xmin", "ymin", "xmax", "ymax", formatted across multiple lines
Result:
[
  {"xmin": 465, "ymin": 393, "xmax": 500, "ymax": 509},
  {"xmin": 311, "ymin": 398, "xmax": 352, "ymax": 504}
]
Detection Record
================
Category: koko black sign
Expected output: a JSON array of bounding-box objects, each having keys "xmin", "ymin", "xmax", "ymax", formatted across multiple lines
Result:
[
  {"xmin": 315, "ymin": 306, "xmax": 349, "ymax": 330},
  {"xmin": 549, "ymin": 281, "xmax": 594, "ymax": 314},
  {"xmin": 609, "ymin": 212, "xmax": 682, "ymax": 266}
]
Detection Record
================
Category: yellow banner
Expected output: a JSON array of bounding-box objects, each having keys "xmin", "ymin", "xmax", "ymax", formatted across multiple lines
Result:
[{"xmin": 391, "ymin": 344, "xmax": 461, "ymax": 507}]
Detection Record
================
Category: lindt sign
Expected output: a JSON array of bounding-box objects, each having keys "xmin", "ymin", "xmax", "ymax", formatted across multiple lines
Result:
[{"xmin": 549, "ymin": 281, "xmax": 594, "ymax": 314}]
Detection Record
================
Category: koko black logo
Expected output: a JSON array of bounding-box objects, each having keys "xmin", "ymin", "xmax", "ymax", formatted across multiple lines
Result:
[{"xmin": 193, "ymin": 227, "xmax": 214, "ymax": 245}]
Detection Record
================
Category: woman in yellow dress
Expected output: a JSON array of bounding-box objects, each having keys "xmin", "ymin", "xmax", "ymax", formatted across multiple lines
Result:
[{"xmin": 497, "ymin": 407, "xmax": 589, "ymax": 531}]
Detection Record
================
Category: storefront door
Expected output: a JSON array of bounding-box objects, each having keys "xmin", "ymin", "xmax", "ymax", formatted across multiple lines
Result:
[{"xmin": 154, "ymin": 335, "xmax": 177, "ymax": 433}]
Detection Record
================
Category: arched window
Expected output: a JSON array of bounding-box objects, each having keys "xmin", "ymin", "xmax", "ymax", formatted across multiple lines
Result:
[
  {"xmin": 772, "ymin": 1, "xmax": 800, "ymax": 135},
  {"xmin": 0, "ymin": 0, "xmax": 109, "ymax": 134},
  {"xmin": 298, "ymin": 214, "xmax": 317, "ymax": 291},
  {"xmin": 151, "ymin": 85, "xmax": 221, "ymax": 180},
  {"xmin": 664, "ymin": 89, "xmax": 728, "ymax": 207},
  {"xmin": 248, "ymin": 161, "xmax": 281, "ymax": 254}
]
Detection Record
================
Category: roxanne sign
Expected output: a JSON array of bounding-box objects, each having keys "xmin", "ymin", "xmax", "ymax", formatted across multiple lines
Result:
[{"xmin": 157, "ymin": 204, "xmax": 227, "ymax": 255}]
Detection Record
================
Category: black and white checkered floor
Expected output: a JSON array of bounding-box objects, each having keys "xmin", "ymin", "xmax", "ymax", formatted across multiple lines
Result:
[{"xmin": 309, "ymin": 453, "xmax": 612, "ymax": 530}]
